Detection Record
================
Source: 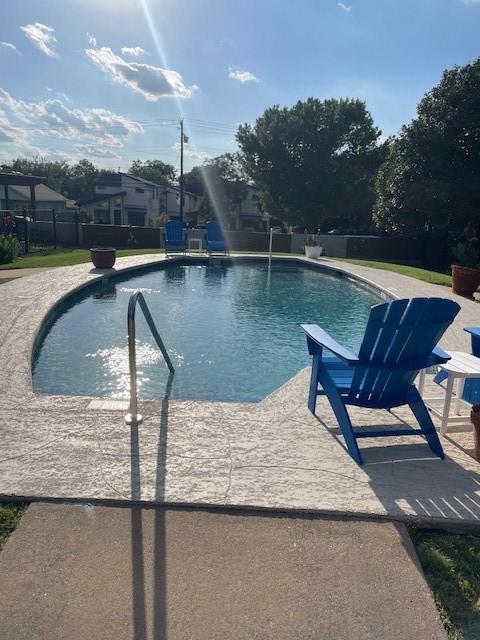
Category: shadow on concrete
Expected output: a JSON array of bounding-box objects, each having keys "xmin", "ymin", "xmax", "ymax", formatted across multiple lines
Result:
[
  {"xmin": 314, "ymin": 412, "xmax": 480, "ymax": 523},
  {"xmin": 130, "ymin": 389, "xmax": 170, "ymax": 638}
]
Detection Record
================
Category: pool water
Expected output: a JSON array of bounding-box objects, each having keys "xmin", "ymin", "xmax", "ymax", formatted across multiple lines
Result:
[{"xmin": 33, "ymin": 261, "xmax": 383, "ymax": 402}]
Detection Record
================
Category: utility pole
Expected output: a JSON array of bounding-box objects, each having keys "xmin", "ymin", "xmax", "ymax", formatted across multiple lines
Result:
[{"xmin": 179, "ymin": 118, "xmax": 184, "ymax": 223}]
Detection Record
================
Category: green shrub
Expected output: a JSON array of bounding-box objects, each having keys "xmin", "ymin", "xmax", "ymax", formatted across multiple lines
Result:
[
  {"xmin": 0, "ymin": 234, "xmax": 20, "ymax": 265},
  {"xmin": 452, "ymin": 242, "xmax": 479, "ymax": 269}
]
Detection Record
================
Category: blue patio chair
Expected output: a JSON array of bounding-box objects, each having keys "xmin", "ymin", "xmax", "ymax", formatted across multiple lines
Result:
[
  {"xmin": 163, "ymin": 219, "xmax": 186, "ymax": 254},
  {"xmin": 434, "ymin": 327, "xmax": 480, "ymax": 404},
  {"xmin": 301, "ymin": 297, "xmax": 460, "ymax": 465},
  {"xmin": 205, "ymin": 220, "xmax": 228, "ymax": 255}
]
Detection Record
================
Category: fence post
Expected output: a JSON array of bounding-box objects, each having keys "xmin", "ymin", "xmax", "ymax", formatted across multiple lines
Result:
[
  {"xmin": 74, "ymin": 211, "xmax": 79, "ymax": 247},
  {"xmin": 52, "ymin": 209, "xmax": 57, "ymax": 250},
  {"xmin": 22, "ymin": 207, "xmax": 29, "ymax": 254}
]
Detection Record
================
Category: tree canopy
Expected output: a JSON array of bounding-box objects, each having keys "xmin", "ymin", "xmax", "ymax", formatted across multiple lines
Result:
[
  {"xmin": 128, "ymin": 159, "xmax": 176, "ymax": 185},
  {"xmin": 236, "ymin": 97, "xmax": 384, "ymax": 231},
  {"xmin": 374, "ymin": 58, "xmax": 480, "ymax": 236},
  {"xmin": 0, "ymin": 157, "xmax": 110, "ymax": 200},
  {"xmin": 183, "ymin": 153, "xmax": 248, "ymax": 224}
]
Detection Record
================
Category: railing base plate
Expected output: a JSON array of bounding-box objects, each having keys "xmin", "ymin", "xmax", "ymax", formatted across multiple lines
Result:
[{"xmin": 125, "ymin": 413, "xmax": 143, "ymax": 426}]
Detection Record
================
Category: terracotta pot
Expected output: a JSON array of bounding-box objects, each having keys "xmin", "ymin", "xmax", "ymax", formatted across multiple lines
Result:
[
  {"xmin": 470, "ymin": 404, "xmax": 480, "ymax": 461},
  {"xmin": 90, "ymin": 247, "xmax": 116, "ymax": 269},
  {"xmin": 451, "ymin": 264, "xmax": 480, "ymax": 298}
]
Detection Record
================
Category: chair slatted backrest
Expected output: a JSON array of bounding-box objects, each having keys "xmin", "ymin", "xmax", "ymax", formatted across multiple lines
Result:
[
  {"xmin": 206, "ymin": 220, "xmax": 225, "ymax": 242},
  {"xmin": 165, "ymin": 219, "xmax": 184, "ymax": 243},
  {"xmin": 348, "ymin": 298, "xmax": 459, "ymax": 405}
]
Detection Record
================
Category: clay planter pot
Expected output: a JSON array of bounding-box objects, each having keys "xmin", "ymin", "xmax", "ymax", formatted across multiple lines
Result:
[
  {"xmin": 470, "ymin": 404, "xmax": 480, "ymax": 461},
  {"xmin": 90, "ymin": 247, "xmax": 116, "ymax": 269},
  {"xmin": 451, "ymin": 264, "xmax": 480, "ymax": 298}
]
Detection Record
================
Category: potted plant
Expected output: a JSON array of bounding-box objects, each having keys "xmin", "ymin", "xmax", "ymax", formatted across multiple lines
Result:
[
  {"xmin": 90, "ymin": 247, "xmax": 116, "ymax": 269},
  {"xmin": 303, "ymin": 233, "xmax": 323, "ymax": 259},
  {"xmin": 451, "ymin": 242, "xmax": 480, "ymax": 297}
]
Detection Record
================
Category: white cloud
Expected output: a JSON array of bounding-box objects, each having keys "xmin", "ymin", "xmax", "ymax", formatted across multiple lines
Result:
[
  {"xmin": 171, "ymin": 142, "xmax": 211, "ymax": 161},
  {"xmin": 74, "ymin": 144, "xmax": 121, "ymax": 159},
  {"xmin": 228, "ymin": 67, "xmax": 259, "ymax": 83},
  {"xmin": 0, "ymin": 42, "xmax": 19, "ymax": 54},
  {"xmin": 337, "ymin": 2, "xmax": 352, "ymax": 12},
  {"xmin": 121, "ymin": 46, "xmax": 146, "ymax": 57},
  {"xmin": 0, "ymin": 87, "xmax": 143, "ymax": 151},
  {"xmin": 85, "ymin": 47, "xmax": 197, "ymax": 100},
  {"xmin": 20, "ymin": 22, "xmax": 57, "ymax": 57},
  {"xmin": 87, "ymin": 32, "xmax": 97, "ymax": 46}
]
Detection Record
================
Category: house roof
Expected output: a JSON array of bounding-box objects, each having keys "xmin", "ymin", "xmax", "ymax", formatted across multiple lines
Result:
[
  {"xmin": 0, "ymin": 172, "xmax": 46, "ymax": 187},
  {"xmin": 9, "ymin": 183, "xmax": 67, "ymax": 202},
  {"xmin": 76, "ymin": 191, "xmax": 126, "ymax": 206}
]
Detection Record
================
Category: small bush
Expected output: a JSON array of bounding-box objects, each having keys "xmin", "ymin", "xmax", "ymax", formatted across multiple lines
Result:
[{"xmin": 0, "ymin": 234, "xmax": 20, "ymax": 265}]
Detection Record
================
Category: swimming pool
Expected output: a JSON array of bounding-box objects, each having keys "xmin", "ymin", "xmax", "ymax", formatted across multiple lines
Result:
[{"xmin": 33, "ymin": 260, "xmax": 384, "ymax": 402}]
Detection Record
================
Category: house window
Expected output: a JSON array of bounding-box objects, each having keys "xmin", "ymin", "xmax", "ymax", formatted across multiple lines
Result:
[
  {"xmin": 114, "ymin": 209, "xmax": 121, "ymax": 225},
  {"xmin": 127, "ymin": 210, "xmax": 146, "ymax": 226},
  {"xmin": 97, "ymin": 185, "xmax": 106, "ymax": 190},
  {"xmin": 251, "ymin": 193, "xmax": 259, "ymax": 201},
  {"xmin": 94, "ymin": 209, "xmax": 110, "ymax": 224},
  {"xmin": 135, "ymin": 187, "xmax": 144, "ymax": 194}
]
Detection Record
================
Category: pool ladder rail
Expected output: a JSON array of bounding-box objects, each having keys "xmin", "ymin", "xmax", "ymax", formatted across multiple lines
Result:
[{"xmin": 125, "ymin": 291, "xmax": 175, "ymax": 426}]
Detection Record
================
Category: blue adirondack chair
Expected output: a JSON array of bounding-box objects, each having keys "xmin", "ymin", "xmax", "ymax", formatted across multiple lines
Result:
[
  {"xmin": 434, "ymin": 327, "xmax": 480, "ymax": 404},
  {"xmin": 163, "ymin": 219, "xmax": 187, "ymax": 254},
  {"xmin": 205, "ymin": 220, "xmax": 228, "ymax": 255},
  {"xmin": 302, "ymin": 297, "xmax": 460, "ymax": 465}
]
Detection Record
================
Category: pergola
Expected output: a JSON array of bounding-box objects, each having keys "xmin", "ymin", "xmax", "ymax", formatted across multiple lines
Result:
[{"xmin": 0, "ymin": 172, "xmax": 46, "ymax": 217}]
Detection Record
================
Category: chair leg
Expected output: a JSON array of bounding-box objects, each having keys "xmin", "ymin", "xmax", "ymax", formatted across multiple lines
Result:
[
  {"xmin": 308, "ymin": 355, "xmax": 320, "ymax": 413},
  {"xmin": 408, "ymin": 390, "xmax": 445, "ymax": 459},
  {"xmin": 318, "ymin": 372, "xmax": 363, "ymax": 465}
]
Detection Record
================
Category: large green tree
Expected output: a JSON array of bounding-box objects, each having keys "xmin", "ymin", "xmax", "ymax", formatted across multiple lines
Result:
[
  {"xmin": 236, "ymin": 97, "xmax": 383, "ymax": 231},
  {"xmin": 374, "ymin": 58, "xmax": 480, "ymax": 236},
  {"xmin": 128, "ymin": 159, "xmax": 176, "ymax": 185},
  {"xmin": 183, "ymin": 153, "xmax": 248, "ymax": 224}
]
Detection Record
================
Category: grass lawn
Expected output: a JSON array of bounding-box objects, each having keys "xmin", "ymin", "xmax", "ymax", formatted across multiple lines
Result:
[
  {"xmin": 410, "ymin": 527, "xmax": 480, "ymax": 639},
  {"xmin": 1, "ymin": 248, "xmax": 165, "ymax": 270},
  {"xmin": 341, "ymin": 258, "xmax": 452, "ymax": 287},
  {"xmin": 0, "ymin": 503, "xmax": 26, "ymax": 551}
]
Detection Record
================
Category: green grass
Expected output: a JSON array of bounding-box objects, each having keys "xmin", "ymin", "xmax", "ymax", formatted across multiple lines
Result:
[
  {"xmin": 0, "ymin": 503, "xmax": 26, "ymax": 551},
  {"xmin": 340, "ymin": 259, "xmax": 452, "ymax": 286},
  {"xmin": 410, "ymin": 527, "xmax": 480, "ymax": 639},
  {"xmin": 0, "ymin": 248, "xmax": 165, "ymax": 270},
  {"xmin": 0, "ymin": 277, "xmax": 16, "ymax": 284}
]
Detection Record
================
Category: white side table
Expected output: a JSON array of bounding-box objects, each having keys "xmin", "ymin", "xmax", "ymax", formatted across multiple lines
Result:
[
  {"xmin": 188, "ymin": 237, "xmax": 203, "ymax": 253},
  {"xmin": 418, "ymin": 351, "xmax": 480, "ymax": 435}
]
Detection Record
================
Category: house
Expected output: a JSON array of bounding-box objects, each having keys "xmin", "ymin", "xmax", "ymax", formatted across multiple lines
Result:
[
  {"xmin": 232, "ymin": 185, "xmax": 267, "ymax": 231},
  {"xmin": 76, "ymin": 172, "xmax": 197, "ymax": 227},
  {"xmin": 0, "ymin": 183, "xmax": 70, "ymax": 219}
]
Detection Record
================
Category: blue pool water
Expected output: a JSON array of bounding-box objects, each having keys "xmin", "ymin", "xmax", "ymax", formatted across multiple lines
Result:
[{"xmin": 33, "ymin": 260, "xmax": 384, "ymax": 402}]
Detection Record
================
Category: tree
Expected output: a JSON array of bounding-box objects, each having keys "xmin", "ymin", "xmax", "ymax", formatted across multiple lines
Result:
[
  {"xmin": 374, "ymin": 58, "xmax": 480, "ymax": 236},
  {"xmin": 236, "ymin": 97, "xmax": 383, "ymax": 231},
  {"xmin": 183, "ymin": 153, "xmax": 248, "ymax": 224},
  {"xmin": 128, "ymin": 159, "xmax": 175, "ymax": 185},
  {"xmin": 1, "ymin": 157, "xmax": 71, "ymax": 194}
]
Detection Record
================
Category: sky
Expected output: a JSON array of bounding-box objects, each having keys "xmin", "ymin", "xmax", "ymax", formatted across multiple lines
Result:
[{"xmin": 0, "ymin": 0, "xmax": 479, "ymax": 172}]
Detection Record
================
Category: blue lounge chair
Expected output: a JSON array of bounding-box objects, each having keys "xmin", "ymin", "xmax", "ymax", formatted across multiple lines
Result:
[
  {"xmin": 163, "ymin": 219, "xmax": 186, "ymax": 254},
  {"xmin": 434, "ymin": 327, "xmax": 480, "ymax": 404},
  {"xmin": 205, "ymin": 220, "xmax": 228, "ymax": 255},
  {"xmin": 302, "ymin": 297, "xmax": 460, "ymax": 465}
]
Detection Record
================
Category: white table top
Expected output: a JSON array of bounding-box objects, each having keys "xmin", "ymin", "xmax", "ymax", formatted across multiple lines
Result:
[{"xmin": 439, "ymin": 351, "xmax": 480, "ymax": 377}]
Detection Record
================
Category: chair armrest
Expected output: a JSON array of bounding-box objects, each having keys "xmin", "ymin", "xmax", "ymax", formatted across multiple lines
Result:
[
  {"xmin": 429, "ymin": 346, "xmax": 451, "ymax": 365},
  {"xmin": 301, "ymin": 324, "xmax": 359, "ymax": 364},
  {"xmin": 465, "ymin": 327, "xmax": 480, "ymax": 339}
]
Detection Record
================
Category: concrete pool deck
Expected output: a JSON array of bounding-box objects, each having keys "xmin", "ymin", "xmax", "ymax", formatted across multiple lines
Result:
[{"xmin": 1, "ymin": 253, "xmax": 480, "ymax": 527}]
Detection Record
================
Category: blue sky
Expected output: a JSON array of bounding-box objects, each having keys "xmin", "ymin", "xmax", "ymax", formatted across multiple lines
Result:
[{"xmin": 0, "ymin": 0, "xmax": 479, "ymax": 172}]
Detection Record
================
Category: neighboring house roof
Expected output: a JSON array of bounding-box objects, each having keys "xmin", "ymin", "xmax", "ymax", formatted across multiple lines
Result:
[
  {"xmin": 9, "ymin": 184, "xmax": 67, "ymax": 202},
  {"xmin": 76, "ymin": 191, "xmax": 126, "ymax": 206}
]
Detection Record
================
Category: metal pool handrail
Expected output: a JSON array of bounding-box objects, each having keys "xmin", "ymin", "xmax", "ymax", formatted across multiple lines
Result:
[{"xmin": 125, "ymin": 291, "xmax": 175, "ymax": 426}]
